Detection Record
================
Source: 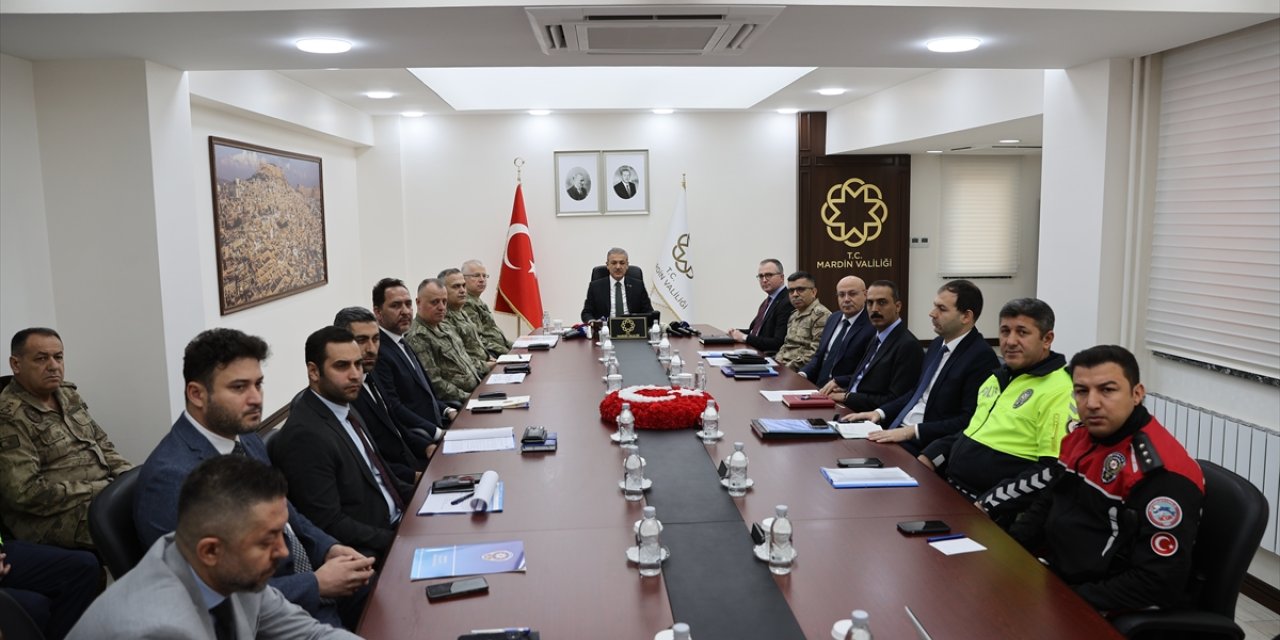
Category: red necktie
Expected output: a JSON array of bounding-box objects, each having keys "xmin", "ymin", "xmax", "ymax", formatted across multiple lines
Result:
[
  {"xmin": 749, "ymin": 295, "xmax": 771, "ymax": 336},
  {"xmin": 348, "ymin": 410, "xmax": 405, "ymax": 512}
]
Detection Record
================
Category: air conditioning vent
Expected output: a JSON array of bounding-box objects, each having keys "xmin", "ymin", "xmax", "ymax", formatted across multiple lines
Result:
[{"xmin": 527, "ymin": 5, "xmax": 782, "ymax": 56}]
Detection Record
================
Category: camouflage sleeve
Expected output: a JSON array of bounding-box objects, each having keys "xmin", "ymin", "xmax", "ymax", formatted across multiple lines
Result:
[
  {"xmin": 0, "ymin": 420, "xmax": 108, "ymax": 517},
  {"xmin": 89, "ymin": 415, "xmax": 133, "ymax": 476},
  {"xmin": 405, "ymin": 334, "xmax": 472, "ymax": 404}
]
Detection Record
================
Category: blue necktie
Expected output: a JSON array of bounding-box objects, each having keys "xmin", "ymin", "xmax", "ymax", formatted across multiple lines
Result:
[
  {"xmin": 849, "ymin": 335, "xmax": 884, "ymax": 392},
  {"xmin": 889, "ymin": 343, "xmax": 948, "ymax": 429}
]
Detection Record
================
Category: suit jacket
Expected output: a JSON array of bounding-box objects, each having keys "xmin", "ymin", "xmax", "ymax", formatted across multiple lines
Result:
[
  {"xmin": 566, "ymin": 186, "xmax": 588, "ymax": 201},
  {"xmin": 66, "ymin": 534, "xmax": 357, "ymax": 640},
  {"xmin": 798, "ymin": 311, "xmax": 874, "ymax": 388},
  {"xmin": 876, "ymin": 330, "xmax": 999, "ymax": 446},
  {"xmin": 742, "ymin": 289, "xmax": 794, "ymax": 353},
  {"xmin": 269, "ymin": 390, "xmax": 414, "ymax": 558},
  {"xmin": 133, "ymin": 415, "xmax": 337, "ymax": 617},
  {"xmin": 613, "ymin": 181, "xmax": 636, "ymax": 198},
  {"xmin": 580, "ymin": 276, "xmax": 655, "ymax": 323},
  {"xmin": 352, "ymin": 381, "xmax": 426, "ymax": 484},
  {"xmin": 372, "ymin": 329, "xmax": 446, "ymax": 442},
  {"xmin": 841, "ymin": 322, "xmax": 925, "ymax": 412}
]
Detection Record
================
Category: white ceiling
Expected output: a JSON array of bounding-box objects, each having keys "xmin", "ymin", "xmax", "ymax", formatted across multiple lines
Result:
[{"xmin": 1, "ymin": 1, "xmax": 1274, "ymax": 152}]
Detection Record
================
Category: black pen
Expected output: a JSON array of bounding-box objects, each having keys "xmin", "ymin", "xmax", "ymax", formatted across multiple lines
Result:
[{"xmin": 450, "ymin": 491, "xmax": 475, "ymax": 505}]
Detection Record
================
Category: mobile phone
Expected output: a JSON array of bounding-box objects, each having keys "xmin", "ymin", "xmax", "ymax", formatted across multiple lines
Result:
[
  {"xmin": 837, "ymin": 457, "xmax": 883, "ymax": 468},
  {"xmin": 807, "ymin": 418, "xmax": 831, "ymax": 428},
  {"xmin": 470, "ymin": 405, "xmax": 503, "ymax": 414},
  {"xmin": 897, "ymin": 520, "xmax": 951, "ymax": 535},
  {"xmin": 426, "ymin": 577, "xmax": 489, "ymax": 602},
  {"xmin": 478, "ymin": 392, "xmax": 507, "ymax": 400},
  {"xmin": 734, "ymin": 374, "xmax": 761, "ymax": 381}
]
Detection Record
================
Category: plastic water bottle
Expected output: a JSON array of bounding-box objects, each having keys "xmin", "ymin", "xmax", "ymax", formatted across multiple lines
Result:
[
  {"xmin": 694, "ymin": 361, "xmax": 707, "ymax": 391},
  {"xmin": 698, "ymin": 400, "xmax": 721, "ymax": 444},
  {"xmin": 622, "ymin": 451, "xmax": 645, "ymax": 501},
  {"xmin": 672, "ymin": 623, "xmax": 692, "ymax": 640},
  {"xmin": 616, "ymin": 402, "xmax": 637, "ymax": 444},
  {"xmin": 601, "ymin": 336, "xmax": 615, "ymax": 363},
  {"xmin": 648, "ymin": 320, "xmax": 662, "ymax": 345},
  {"xmin": 658, "ymin": 334, "xmax": 671, "ymax": 360},
  {"xmin": 768, "ymin": 505, "xmax": 795, "ymax": 575},
  {"xmin": 726, "ymin": 442, "xmax": 749, "ymax": 497},
  {"xmin": 845, "ymin": 610, "xmax": 872, "ymax": 640},
  {"xmin": 669, "ymin": 351, "xmax": 683, "ymax": 376},
  {"xmin": 605, "ymin": 358, "xmax": 619, "ymax": 378},
  {"xmin": 637, "ymin": 506, "xmax": 663, "ymax": 577},
  {"xmin": 541, "ymin": 311, "xmax": 552, "ymax": 334},
  {"xmin": 599, "ymin": 322, "xmax": 610, "ymax": 342}
]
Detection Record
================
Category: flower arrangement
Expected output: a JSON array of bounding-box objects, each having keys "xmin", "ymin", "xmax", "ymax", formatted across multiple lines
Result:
[{"xmin": 600, "ymin": 385, "xmax": 715, "ymax": 430}]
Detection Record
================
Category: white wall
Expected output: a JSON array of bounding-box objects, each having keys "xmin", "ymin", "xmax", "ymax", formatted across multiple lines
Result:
[{"xmin": 395, "ymin": 111, "xmax": 799, "ymax": 334}]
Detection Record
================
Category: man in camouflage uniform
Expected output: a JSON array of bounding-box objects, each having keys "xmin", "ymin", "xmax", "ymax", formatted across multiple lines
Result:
[
  {"xmin": 439, "ymin": 268, "xmax": 497, "ymax": 370},
  {"xmin": 0, "ymin": 328, "xmax": 132, "ymax": 549},
  {"xmin": 404, "ymin": 279, "xmax": 487, "ymax": 404},
  {"xmin": 460, "ymin": 260, "xmax": 511, "ymax": 356},
  {"xmin": 775, "ymin": 272, "xmax": 832, "ymax": 371}
]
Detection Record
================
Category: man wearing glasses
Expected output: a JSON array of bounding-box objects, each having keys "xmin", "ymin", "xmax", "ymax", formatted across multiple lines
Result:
[
  {"xmin": 774, "ymin": 272, "xmax": 832, "ymax": 370},
  {"xmin": 729, "ymin": 259, "xmax": 794, "ymax": 354},
  {"xmin": 460, "ymin": 260, "xmax": 511, "ymax": 356}
]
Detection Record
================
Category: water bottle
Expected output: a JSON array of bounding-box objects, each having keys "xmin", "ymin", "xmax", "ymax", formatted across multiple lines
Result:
[
  {"xmin": 541, "ymin": 310, "xmax": 552, "ymax": 334},
  {"xmin": 768, "ymin": 505, "xmax": 795, "ymax": 575},
  {"xmin": 600, "ymin": 322, "xmax": 611, "ymax": 342},
  {"xmin": 622, "ymin": 451, "xmax": 645, "ymax": 501},
  {"xmin": 648, "ymin": 320, "xmax": 662, "ymax": 345},
  {"xmin": 601, "ymin": 336, "xmax": 615, "ymax": 364},
  {"xmin": 726, "ymin": 442, "xmax": 749, "ymax": 497},
  {"xmin": 845, "ymin": 610, "xmax": 872, "ymax": 640},
  {"xmin": 605, "ymin": 358, "xmax": 619, "ymax": 378},
  {"xmin": 658, "ymin": 333, "xmax": 671, "ymax": 360},
  {"xmin": 698, "ymin": 400, "xmax": 721, "ymax": 444},
  {"xmin": 616, "ymin": 402, "xmax": 637, "ymax": 444},
  {"xmin": 669, "ymin": 351, "xmax": 683, "ymax": 376},
  {"xmin": 694, "ymin": 361, "xmax": 707, "ymax": 391},
  {"xmin": 671, "ymin": 623, "xmax": 692, "ymax": 640},
  {"xmin": 637, "ymin": 506, "xmax": 663, "ymax": 577}
]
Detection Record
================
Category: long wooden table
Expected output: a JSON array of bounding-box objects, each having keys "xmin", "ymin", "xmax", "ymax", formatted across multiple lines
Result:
[{"xmin": 357, "ymin": 331, "xmax": 1122, "ymax": 640}]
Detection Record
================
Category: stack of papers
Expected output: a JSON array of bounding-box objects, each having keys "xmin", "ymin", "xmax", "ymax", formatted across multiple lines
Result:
[
  {"xmin": 834, "ymin": 421, "xmax": 880, "ymax": 439},
  {"xmin": 697, "ymin": 348, "xmax": 760, "ymax": 358},
  {"xmin": 820, "ymin": 466, "xmax": 919, "ymax": 488},
  {"xmin": 441, "ymin": 427, "xmax": 516, "ymax": 454},
  {"xmin": 496, "ymin": 353, "xmax": 532, "ymax": 364},
  {"xmin": 466, "ymin": 395, "xmax": 531, "ymax": 410},
  {"xmin": 512, "ymin": 335, "xmax": 558, "ymax": 348},
  {"xmin": 720, "ymin": 365, "xmax": 778, "ymax": 377},
  {"xmin": 758, "ymin": 389, "xmax": 822, "ymax": 402},
  {"xmin": 418, "ymin": 482, "xmax": 506, "ymax": 515},
  {"xmin": 486, "ymin": 372, "xmax": 526, "ymax": 385}
]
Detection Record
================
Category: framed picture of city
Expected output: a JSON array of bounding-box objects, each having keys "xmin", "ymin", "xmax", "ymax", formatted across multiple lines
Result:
[{"xmin": 208, "ymin": 137, "xmax": 328, "ymax": 315}]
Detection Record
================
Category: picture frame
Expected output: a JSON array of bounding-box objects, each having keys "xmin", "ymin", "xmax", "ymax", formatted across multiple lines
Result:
[
  {"xmin": 603, "ymin": 150, "xmax": 649, "ymax": 215},
  {"xmin": 208, "ymin": 137, "xmax": 328, "ymax": 315},
  {"xmin": 555, "ymin": 151, "xmax": 602, "ymax": 216}
]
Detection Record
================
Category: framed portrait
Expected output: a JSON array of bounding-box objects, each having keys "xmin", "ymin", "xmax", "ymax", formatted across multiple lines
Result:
[
  {"xmin": 555, "ymin": 151, "xmax": 602, "ymax": 216},
  {"xmin": 603, "ymin": 150, "xmax": 649, "ymax": 215},
  {"xmin": 208, "ymin": 137, "xmax": 328, "ymax": 315}
]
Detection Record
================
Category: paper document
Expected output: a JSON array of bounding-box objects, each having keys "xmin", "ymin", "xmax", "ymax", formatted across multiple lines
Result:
[
  {"xmin": 834, "ymin": 421, "xmax": 880, "ymax": 439},
  {"xmin": 410, "ymin": 540, "xmax": 526, "ymax": 580},
  {"xmin": 486, "ymin": 373, "xmax": 526, "ymax": 385},
  {"xmin": 442, "ymin": 427, "xmax": 516, "ymax": 454},
  {"xmin": 466, "ymin": 395, "xmax": 531, "ymax": 410},
  {"xmin": 697, "ymin": 348, "xmax": 759, "ymax": 358},
  {"xmin": 418, "ymin": 481, "xmax": 505, "ymax": 515},
  {"xmin": 930, "ymin": 537, "xmax": 987, "ymax": 555},
  {"xmin": 820, "ymin": 466, "xmax": 919, "ymax": 488},
  {"xmin": 496, "ymin": 353, "xmax": 532, "ymax": 363},
  {"xmin": 513, "ymin": 335, "xmax": 558, "ymax": 348},
  {"xmin": 759, "ymin": 389, "xmax": 823, "ymax": 402}
]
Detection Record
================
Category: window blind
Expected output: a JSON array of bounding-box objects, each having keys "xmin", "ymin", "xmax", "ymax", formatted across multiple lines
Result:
[
  {"xmin": 1146, "ymin": 22, "xmax": 1280, "ymax": 381},
  {"xmin": 939, "ymin": 156, "xmax": 1020, "ymax": 277}
]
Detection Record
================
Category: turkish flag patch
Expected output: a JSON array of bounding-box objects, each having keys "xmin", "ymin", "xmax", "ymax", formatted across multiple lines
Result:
[{"xmin": 1151, "ymin": 532, "xmax": 1178, "ymax": 557}]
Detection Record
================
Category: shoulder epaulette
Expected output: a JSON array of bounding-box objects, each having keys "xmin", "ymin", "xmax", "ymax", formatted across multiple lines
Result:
[{"xmin": 1133, "ymin": 431, "xmax": 1165, "ymax": 473}]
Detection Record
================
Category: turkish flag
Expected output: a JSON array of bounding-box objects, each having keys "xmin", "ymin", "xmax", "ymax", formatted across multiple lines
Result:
[{"xmin": 494, "ymin": 184, "xmax": 545, "ymax": 328}]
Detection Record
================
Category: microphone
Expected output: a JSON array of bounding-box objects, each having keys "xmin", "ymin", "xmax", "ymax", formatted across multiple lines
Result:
[
  {"xmin": 679, "ymin": 321, "xmax": 701, "ymax": 336},
  {"xmin": 667, "ymin": 322, "xmax": 695, "ymax": 337},
  {"xmin": 561, "ymin": 324, "xmax": 589, "ymax": 340}
]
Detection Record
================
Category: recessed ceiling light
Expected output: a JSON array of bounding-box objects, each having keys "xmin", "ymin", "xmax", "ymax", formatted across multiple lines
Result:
[
  {"xmin": 652, "ymin": 108, "xmax": 675, "ymax": 115},
  {"xmin": 817, "ymin": 88, "xmax": 846, "ymax": 96},
  {"xmin": 295, "ymin": 38, "xmax": 352, "ymax": 54},
  {"xmin": 999, "ymin": 138, "xmax": 1021, "ymax": 144},
  {"xmin": 401, "ymin": 111, "xmax": 425, "ymax": 118},
  {"xmin": 777, "ymin": 108, "xmax": 800, "ymax": 115},
  {"xmin": 926, "ymin": 150, "xmax": 944, "ymax": 154},
  {"xmin": 926, "ymin": 37, "xmax": 982, "ymax": 53},
  {"xmin": 364, "ymin": 91, "xmax": 395, "ymax": 100},
  {"xmin": 528, "ymin": 109, "xmax": 551, "ymax": 116}
]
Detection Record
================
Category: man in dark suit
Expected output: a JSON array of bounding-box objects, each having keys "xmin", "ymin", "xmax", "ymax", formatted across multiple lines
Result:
[
  {"xmin": 334, "ymin": 306, "xmax": 426, "ymax": 484},
  {"xmin": 270, "ymin": 327, "xmax": 415, "ymax": 560},
  {"xmin": 369, "ymin": 278, "xmax": 454, "ymax": 446},
  {"xmin": 565, "ymin": 170, "xmax": 589, "ymax": 201},
  {"xmin": 844, "ymin": 280, "xmax": 1000, "ymax": 455},
  {"xmin": 613, "ymin": 166, "xmax": 637, "ymax": 199},
  {"xmin": 832, "ymin": 280, "xmax": 924, "ymax": 412},
  {"xmin": 799, "ymin": 275, "xmax": 873, "ymax": 389},
  {"xmin": 729, "ymin": 258, "xmax": 794, "ymax": 354},
  {"xmin": 134, "ymin": 328, "xmax": 373, "ymax": 629},
  {"xmin": 580, "ymin": 248, "xmax": 655, "ymax": 322}
]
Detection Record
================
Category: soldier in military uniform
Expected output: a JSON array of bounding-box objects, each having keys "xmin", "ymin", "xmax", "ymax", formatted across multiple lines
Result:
[
  {"xmin": 775, "ymin": 272, "xmax": 832, "ymax": 371},
  {"xmin": 0, "ymin": 328, "xmax": 132, "ymax": 549},
  {"xmin": 439, "ymin": 268, "xmax": 498, "ymax": 369},
  {"xmin": 404, "ymin": 279, "xmax": 487, "ymax": 404},
  {"xmin": 460, "ymin": 259, "xmax": 512, "ymax": 356}
]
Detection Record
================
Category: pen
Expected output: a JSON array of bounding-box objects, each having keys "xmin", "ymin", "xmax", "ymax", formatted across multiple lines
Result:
[
  {"xmin": 927, "ymin": 533, "xmax": 966, "ymax": 543},
  {"xmin": 469, "ymin": 629, "xmax": 531, "ymax": 634},
  {"xmin": 450, "ymin": 491, "xmax": 476, "ymax": 505}
]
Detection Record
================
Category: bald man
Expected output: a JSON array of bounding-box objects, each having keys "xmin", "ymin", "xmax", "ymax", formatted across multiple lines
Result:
[{"xmin": 799, "ymin": 276, "xmax": 874, "ymax": 389}]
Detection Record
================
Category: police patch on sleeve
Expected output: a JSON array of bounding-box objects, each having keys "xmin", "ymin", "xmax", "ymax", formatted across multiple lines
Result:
[
  {"xmin": 1101, "ymin": 452, "xmax": 1125, "ymax": 483},
  {"xmin": 1150, "ymin": 532, "xmax": 1178, "ymax": 557},
  {"xmin": 1146, "ymin": 496, "xmax": 1182, "ymax": 530}
]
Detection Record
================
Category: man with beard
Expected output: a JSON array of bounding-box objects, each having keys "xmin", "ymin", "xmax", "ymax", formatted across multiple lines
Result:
[
  {"xmin": 269, "ymin": 327, "xmax": 414, "ymax": 560},
  {"xmin": 829, "ymin": 280, "xmax": 923, "ymax": 412},
  {"xmin": 371, "ymin": 277, "xmax": 454, "ymax": 442},
  {"xmin": 69, "ymin": 456, "xmax": 359, "ymax": 639},
  {"xmin": 135, "ymin": 328, "xmax": 373, "ymax": 629}
]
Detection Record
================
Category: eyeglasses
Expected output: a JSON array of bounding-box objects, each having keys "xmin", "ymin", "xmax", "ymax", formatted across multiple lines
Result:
[
  {"xmin": 755, "ymin": 272, "xmax": 781, "ymax": 280},
  {"xmin": 464, "ymin": 274, "xmax": 490, "ymax": 280},
  {"xmin": 789, "ymin": 286, "xmax": 813, "ymax": 292}
]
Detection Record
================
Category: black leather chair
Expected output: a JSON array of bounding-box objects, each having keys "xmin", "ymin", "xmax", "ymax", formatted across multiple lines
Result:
[
  {"xmin": 1111, "ymin": 459, "xmax": 1269, "ymax": 640},
  {"xmin": 589, "ymin": 265, "xmax": 643, "ymax": 283},
  {"xmin": 0, "ymin": 590, "xmax": 45, "ymax": 640},
  {"xmin": 87, "ymin": 466, "xmax": 145, "ymax": 579}
]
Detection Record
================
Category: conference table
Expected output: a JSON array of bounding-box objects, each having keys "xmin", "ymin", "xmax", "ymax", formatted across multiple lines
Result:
[{"xmin": 356, "ymin": 328, "xmax": 1122, "ymax": 640}]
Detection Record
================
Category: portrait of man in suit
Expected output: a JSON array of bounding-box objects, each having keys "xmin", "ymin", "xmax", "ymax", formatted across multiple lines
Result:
[
  {"xmin": 565, "ymin": 169, "xmax": 590, "ymax": 201},
  {"xmin": 613, "ymin": 165, "xmax": 638, "ymax": 199}
]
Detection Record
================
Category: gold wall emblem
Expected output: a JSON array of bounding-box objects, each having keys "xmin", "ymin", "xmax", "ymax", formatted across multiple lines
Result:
[
  {"xmin": 671, "ymin": 233, "xmax": 693, "ymax": 279},
  {"xmin": 820, "ymin": 178, "xmax": 888, "ymax": 248}
]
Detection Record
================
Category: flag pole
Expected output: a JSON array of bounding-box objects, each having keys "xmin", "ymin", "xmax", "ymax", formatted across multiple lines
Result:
[{"xmin": 513, "ymin": 156, "xmax": 525, "ymax": 337}]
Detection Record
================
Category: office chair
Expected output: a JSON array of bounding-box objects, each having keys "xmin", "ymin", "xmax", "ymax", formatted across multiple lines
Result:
[
  {"xmin": 87, "ymin": 466, "xmax": 146, "ymax": 579},
  {"xmin": 1111, "ymin": 459, "xmax": 1269, "ymax": 640},
  {"xmin": 0, "ymin": 590, "xmax": 45, "ymax": 640},
  {"xmin": 590, "ymin": 265, "xmax": 644, "ymax": 283},
  {"xmin": 0, "ymin": 374, "xmax": 12, "ymax": 390}
]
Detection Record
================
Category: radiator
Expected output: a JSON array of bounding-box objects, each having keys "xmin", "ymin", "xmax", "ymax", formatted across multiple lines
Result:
[{"xmin": 1145, "ymin": 393, "xmax": 1278, "ymax": 553}]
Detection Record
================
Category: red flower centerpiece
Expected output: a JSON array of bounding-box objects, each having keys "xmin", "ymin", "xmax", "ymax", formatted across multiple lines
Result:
[{"xmin": 600, "ymin": 385, "xmax": 715, "ymax": 430}]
